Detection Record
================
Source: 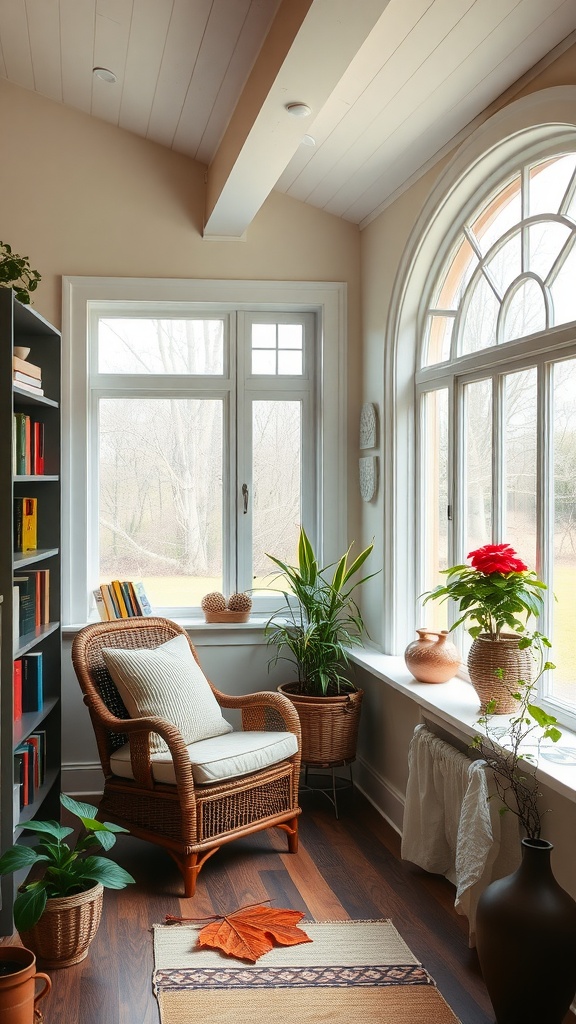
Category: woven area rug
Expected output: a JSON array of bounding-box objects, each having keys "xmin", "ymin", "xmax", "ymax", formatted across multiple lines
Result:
[{"xmin": 153, "ymin": 919, "xmax": 462, "ymax": 1023}]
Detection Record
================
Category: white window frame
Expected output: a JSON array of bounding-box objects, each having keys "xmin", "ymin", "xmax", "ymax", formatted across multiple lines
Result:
[
  {"xmin": 62, "ymin": 277, "xmax": 347, "ymax": 626},
  {"xmin": 384, "ymin": 87, "xmax": 576, "ymax": 724}
]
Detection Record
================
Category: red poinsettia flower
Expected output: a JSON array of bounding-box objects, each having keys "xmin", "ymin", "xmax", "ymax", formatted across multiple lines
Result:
[
  {"xmin": 468, "ymin": 543, "xmax": 528, "ymax": 576},
  {"xmin": 423, "ymin": 542, "xmax": 547, "ymax": 640}
]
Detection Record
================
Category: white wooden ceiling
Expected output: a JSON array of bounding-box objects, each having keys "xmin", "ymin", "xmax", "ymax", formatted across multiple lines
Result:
[{"xmin": 1, "ymin": 0, "xmax": 575, "ymax": 237}]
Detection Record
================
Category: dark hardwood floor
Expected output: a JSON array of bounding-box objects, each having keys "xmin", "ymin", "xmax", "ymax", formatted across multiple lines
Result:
[{"xmin": 0, "ymin": 786, "xmax": 510, "ymax": 1023}]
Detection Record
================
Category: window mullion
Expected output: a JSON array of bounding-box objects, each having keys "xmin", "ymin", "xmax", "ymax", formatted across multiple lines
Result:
[{"xmin": 493, "ymin": 374, "xmax": 505, "ymax": 543}]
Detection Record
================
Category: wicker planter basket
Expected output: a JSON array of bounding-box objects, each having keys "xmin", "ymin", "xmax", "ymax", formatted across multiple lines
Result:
[
  {"xmin": 277, "ymin": 683, "xmax": 363, "ymax": 767},
  {"xmin": 467, "ymin": 633, "xmax": 535, "ymax": 714},
  {"xmin": 19, "ymin": 883, "xmax": 104, "ymax": 968}
]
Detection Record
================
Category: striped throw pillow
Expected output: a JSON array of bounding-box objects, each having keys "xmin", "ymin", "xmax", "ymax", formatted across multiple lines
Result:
[{"xmin": 102, "ymin": 634, "xmax": 233, "ymax": 754}]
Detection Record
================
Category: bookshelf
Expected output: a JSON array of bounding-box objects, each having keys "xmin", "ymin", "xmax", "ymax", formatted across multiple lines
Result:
[{"xmin": 0, "ymin": 289, "xmax": 62, "ymax": 935}]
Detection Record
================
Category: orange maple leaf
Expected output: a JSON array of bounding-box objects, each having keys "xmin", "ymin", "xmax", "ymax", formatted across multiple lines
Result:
[{"xmin": 197, "ymin": 905, "xmax": 311, "ymax": 962}]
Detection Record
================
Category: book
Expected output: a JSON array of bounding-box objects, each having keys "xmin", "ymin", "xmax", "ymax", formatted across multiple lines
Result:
[
  {"xmin": 22, "ymin": 569, "xmax": 50, "ymax": 625},
  {"xmin": 26, "ymin": 734, "xmax": 42, "ymax": 789},
  {"xmin": 111, "ymin": 580, "xmax": 130, "ymax": 617},
  {"xmin": 21, "ymin": 652, "xmax": 43, "ymax": 712},
  {"xmin": 14, "ymin": 745, "xmax": 31, "ymax": 807},
  {"xmin": 120, "ymin": 581, "xmax": 138, "ymax": 615},
  {"xmin": 13, "ymin": 660, "xmax": 22, "ymax": 721},
  {"xmin": 14, "ymin": 412, "xmax": 29, "ymax": 475},
  {"xmin": 32, "ymin": 420, "xmax": 45, "ymax": 474},
  {"xmin": 13, "ymin": 370, "xmax": 42, "ymax": 388},
  {"xmin": 13, "ymin": 586, "xmax": 20, "ymax": 651},
  {"xmin": 133, "ymin": 581, "xmax": 153, "ymax": 616},
  {"xmin": 13, "ymin": 575, "xmax": 36, "ymax": 637},
  {"xmin": 29, "ymin": 731, "xmax": 46, "ymax": 786},
  {"xmin": 93, "ymin": 587, "xmax": 110, "ymax": 621},
  {"xmin": 13, "ymin": 354, "xmax": 41, "ymax": 378},
  {"xmin": 13, "ymin": 496, "xmax": 37, "ymax": 552},
  {"xmin": 100, "ymin": 584, "xmax": 117, "ymax": 620},
  {"xmin": 13, "ymin": 380, "xmax": 44, "ymax": 397}
]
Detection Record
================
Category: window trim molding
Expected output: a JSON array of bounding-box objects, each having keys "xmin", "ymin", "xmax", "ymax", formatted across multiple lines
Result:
[
  {"xmin": 384, "ymin": 87, "xmax": 576, "ymax": 654},
  {"xmin": 62, "ymin": 276, "xmax": 347, "ymax": 626}
]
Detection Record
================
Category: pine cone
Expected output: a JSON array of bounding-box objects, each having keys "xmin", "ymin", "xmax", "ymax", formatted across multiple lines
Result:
[
  {"xmin": 201, "ymin": 591, "xmax": 227, "ymax": 612},
  {"xmin": 227, "ymin": 592, "xmax": 252, "ymax": 612}
]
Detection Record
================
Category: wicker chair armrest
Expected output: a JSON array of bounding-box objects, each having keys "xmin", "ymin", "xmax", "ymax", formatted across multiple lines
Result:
[{"xmin": 214, "ymin": 688, "xmax": 301, "ymax": 737}]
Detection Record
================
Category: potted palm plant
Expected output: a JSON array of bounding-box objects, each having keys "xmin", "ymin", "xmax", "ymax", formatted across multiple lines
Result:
[
  {"xmin": 0, "ymin": 793, "xmax": 135, "ymax": 967},
  {"xmin": 265, "ymin": 527, "xmax": 376, "ymax": 768}
]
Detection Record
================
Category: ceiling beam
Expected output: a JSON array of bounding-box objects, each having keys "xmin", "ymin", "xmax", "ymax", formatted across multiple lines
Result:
[{"xmin": 203, "ymin": 0, "xmax": 390, "ymax": 239}]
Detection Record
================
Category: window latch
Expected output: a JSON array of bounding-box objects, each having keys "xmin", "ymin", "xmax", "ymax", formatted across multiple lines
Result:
[
  {"xmin": 242, "ymin": 483, "xmax": 249, "ymax": 514},
  {"xmin": 447, "ymin": 504, "xmax": 453, "ymax": 521}
]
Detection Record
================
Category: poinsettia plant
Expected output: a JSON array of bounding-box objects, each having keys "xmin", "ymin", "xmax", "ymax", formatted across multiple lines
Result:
[{"xmin": 423, "ymin": 542, "xmax": 548, "ymax": 640}]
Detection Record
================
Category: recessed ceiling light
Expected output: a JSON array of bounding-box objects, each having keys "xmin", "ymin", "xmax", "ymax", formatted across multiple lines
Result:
[
  {"xmin": 285, "ymin": 102, "xmax": 312, "ymax": 118},
  {"xmin": 93, "ymin": 67, "xmax": 117, "ymax": 84},
  {"xmin": 302, "ymin": 135, "xmax": 316, "ymax": 147}
]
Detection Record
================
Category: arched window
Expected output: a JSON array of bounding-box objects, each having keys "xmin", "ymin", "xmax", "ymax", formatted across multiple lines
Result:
[{"xmin": 417, "ymin": 147, "xmax": 576, "ymax": 726}]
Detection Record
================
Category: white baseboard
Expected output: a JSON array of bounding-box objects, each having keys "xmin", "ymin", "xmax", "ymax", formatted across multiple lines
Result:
[{"xmin": 354, "ymin": 755, "xmax": 405, "ymax": 834}]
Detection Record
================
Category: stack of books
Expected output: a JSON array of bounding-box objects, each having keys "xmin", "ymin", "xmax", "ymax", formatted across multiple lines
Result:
[
  {"xmin": 93, "ymin": 580, "xmax": 153, "ymax": 620},
  {"xmin": 13, "ymin": 354, "xmax": 44, "ymax": 396},
  {"xmin": 13, "ymin": 413, "xmax": 45, "ymax": 475}
]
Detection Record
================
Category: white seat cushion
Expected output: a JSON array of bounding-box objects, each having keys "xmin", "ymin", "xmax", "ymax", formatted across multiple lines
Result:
[
  {"xmin": 102, "ymin": 634, "xmax": 233, "ymax": 754},
  {"xmin": 110, "ymin": 729, "xmax": 299, "ymax": 785}
]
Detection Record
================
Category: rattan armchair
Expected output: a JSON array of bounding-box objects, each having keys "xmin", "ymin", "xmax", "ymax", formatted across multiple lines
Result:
[{"xmin": 71, "ymin": 617, "xmax": 301, "ymax": 896}]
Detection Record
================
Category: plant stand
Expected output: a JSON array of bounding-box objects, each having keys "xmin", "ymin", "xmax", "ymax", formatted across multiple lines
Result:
[{"xmin": 300, "ymin": 762, "xmax": 354, "ymax": 819}]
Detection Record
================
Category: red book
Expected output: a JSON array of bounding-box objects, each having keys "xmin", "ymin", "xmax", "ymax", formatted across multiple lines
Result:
[
  {"xmin": 13, "ymin": 660, "xmax": 22, "ymax": 721},
  {"xmin": 33, "ymin": 421, "xmax": 45, "ymax": 475}
]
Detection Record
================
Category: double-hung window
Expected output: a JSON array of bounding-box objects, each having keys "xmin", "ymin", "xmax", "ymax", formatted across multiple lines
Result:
[{"xmin": 63, "ymin": 279, "xmax": 346, "ymax": 625}]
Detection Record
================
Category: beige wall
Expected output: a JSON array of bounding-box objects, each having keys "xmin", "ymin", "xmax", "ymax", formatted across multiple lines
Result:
[{"xmin": 357, "ymin": 44, "xmax": 576, "ymax": 897}]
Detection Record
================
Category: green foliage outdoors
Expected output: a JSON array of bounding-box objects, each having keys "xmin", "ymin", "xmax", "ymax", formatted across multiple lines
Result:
[
  {"xmin": 0, "ymin": 794, "xmax": 135, "ymax": 932},
  {"xmin": 265, "ymin": 526, "xmax": 377, "ymax": 697},
  {"xmin": 0, "ymin": 240, "xmax": 41, "ymax": 304}
]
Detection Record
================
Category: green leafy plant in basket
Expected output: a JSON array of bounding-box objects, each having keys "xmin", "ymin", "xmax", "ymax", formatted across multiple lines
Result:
[
  {"xmin": 0, "ymin": 240, "xmax": 41, "ymax": 304},
  {"xmin": 0, "ymin": 793, "xmax": 135, "ymax": 931},
  {"xmin": 265, "ymin": 526, "xmax": 377, "ymax": 697}
]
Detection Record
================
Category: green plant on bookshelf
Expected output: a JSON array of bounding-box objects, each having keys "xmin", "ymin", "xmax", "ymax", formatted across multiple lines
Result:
[{"xmin": 0, "ymin": 241, "xmax": 41, "ymax": 305}]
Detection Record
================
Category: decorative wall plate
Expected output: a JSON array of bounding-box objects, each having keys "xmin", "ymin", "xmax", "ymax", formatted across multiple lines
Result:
[
  {"xmin": 359, "ymin": 402, "xmax": 377, "ymax": 449},
  {"xmin": 359, "ymin": 456, "xmax": 378, "ymax": 501}
]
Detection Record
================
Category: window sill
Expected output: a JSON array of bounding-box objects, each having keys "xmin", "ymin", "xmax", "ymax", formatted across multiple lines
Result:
[
  {"xmin": 349, "ymin": 645, "xmax": 576, "ymax": 805},
  {"xmin": 62, "ymin": 616, "xmax": 270, "ymax": 645}
]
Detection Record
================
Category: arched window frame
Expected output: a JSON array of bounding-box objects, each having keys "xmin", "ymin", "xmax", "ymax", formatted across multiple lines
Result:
[{"xmin": 385, "ymin": 87, "xmax": 576, "ymax": 729}]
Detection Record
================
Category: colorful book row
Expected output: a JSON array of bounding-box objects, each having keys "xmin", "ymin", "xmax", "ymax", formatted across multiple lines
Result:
[
  {"xmin": 13, "ymin": 653, "xmax": 44, "ymax": 720},
  {"xmin": 14, "ymin": 730, "xmax": 46, "ymax": 811},
  {"xmin": 94, "ymin": 580, "xmax": 153, "ymax": 620},
  {"xmin": 13, "ymin": 570, "xmax": 50, "ymax": 644},
  {"xmin": 13, "ymin": 413, "xmax": 45, "ymax": 475}
]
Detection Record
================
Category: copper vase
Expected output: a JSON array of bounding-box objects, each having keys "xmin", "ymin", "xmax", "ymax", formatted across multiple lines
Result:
[{"xmin": 404, "ymin": 629, "xmax": 461, "ymax": 683}]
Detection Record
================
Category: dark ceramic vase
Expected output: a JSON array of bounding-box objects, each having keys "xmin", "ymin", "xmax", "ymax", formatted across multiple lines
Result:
[{"xmin": 475, "ymin": 838, "xmax": 576, "ymax": 1024}]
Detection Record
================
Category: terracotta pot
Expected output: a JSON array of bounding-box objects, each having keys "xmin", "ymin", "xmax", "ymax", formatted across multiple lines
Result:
[
  {"xmin": 19, "ymin": 883, "xmax": 104, "ymax": 969},
  {"xmin": 277, "ymin": 683, "xmax": 363, "ymax": 767},
  {"xmin": 0, "ymin": 946, "xmax": 51, "ymax": 1024},
  {"xmin": 467, "ymin": 633, "xmax": 534, "ymax": 714},
  {"xmin": 476, "ymin": 839, "xmax": 576, "ymax": 1023},
  {"xmin": 404, "ymin": 629, "xmax": 461, "ymax": 683}
]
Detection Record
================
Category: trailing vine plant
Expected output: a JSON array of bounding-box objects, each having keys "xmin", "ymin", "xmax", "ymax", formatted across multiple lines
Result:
[{"xmin": 471, "ymin": 633, "xmax": 561, "ymax": 839}]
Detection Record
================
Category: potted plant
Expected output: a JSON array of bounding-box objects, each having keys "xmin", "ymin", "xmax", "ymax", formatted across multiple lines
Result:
[
  {"xmin": 0, "ymin": 241, "xmax": 41, "ymax": 304},
  {"xmin": 0, "ymin": 793, "xmax": 135, "ymax": 967},
  {"xmin": 265, "ymin": 527, "xmax": 376, "ymax": 768},
  {"xmin": 423, "ymin": 542, "xmax": 549, "ymax": 712}
]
